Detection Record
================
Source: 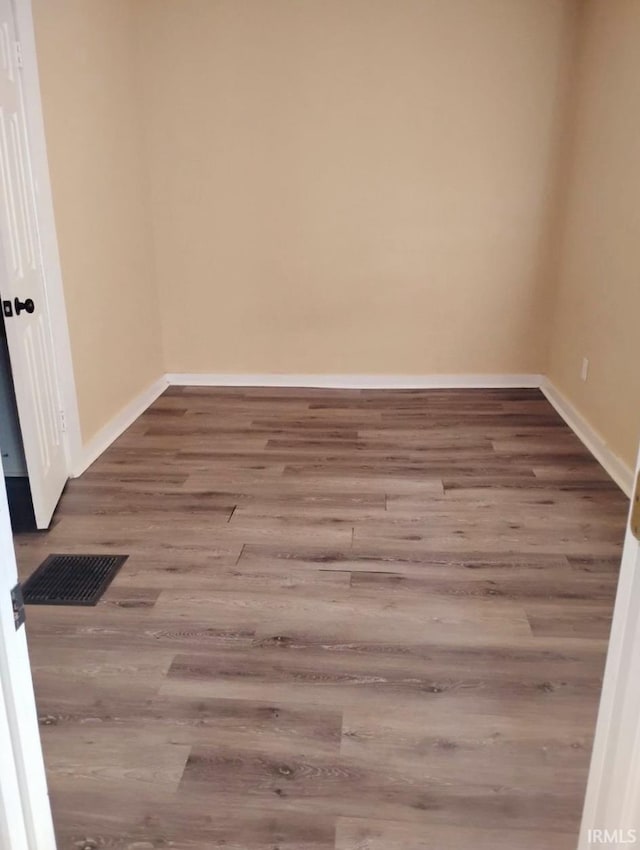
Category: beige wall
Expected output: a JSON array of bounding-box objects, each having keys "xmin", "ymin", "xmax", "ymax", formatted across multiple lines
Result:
[
  {"xmin": 32, "ymin": 0, "xmax": 640, "ymax": 475},
  {"xmin": 33, "ymin": 0, "xmax": 163, "ymax": 443},
  {"xmin": 548, "ymin": 0, "xmax": 640, "ymax": 470},
  {"xmin": 137, "ymin": 0, "xmax": 577, "ymax": 375}
]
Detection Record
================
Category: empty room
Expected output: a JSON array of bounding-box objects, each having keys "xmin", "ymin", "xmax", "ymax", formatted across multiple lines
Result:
[{"xmin": 1, "ymin": 0, "xmax": 640, "ymax": 848}]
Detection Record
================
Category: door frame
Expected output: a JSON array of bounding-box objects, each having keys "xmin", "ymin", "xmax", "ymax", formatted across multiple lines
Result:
[
  {"xmin": 0, "ymin": 468, "xmax": 56, "ymax": 849},
  {"xmin": 578, "ymin": 451, "xmax": 640, "ymax": 848},
  {"xmin": 7, "ymin": 0, "xmax": 81, "ymax": 476},
  {"xmin": 0, "ymin": 666, "xmax": 31, "ymax": 850}
]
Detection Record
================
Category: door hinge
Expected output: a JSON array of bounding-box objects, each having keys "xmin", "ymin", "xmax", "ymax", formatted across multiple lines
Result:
[
  {"xmin": 631, "ymin": 471, "xmax": 640, "ymax": 542},
  {"xmin": 13, "ymin": 41, "xmax": 24, "ymax": 70},
  {"xmin": 59, "ymin": 409, "xmax": 67, "ymax": 433},
  {"xmin": 11, "ymin": 585, "xmax": 25, "ymax": 631}
]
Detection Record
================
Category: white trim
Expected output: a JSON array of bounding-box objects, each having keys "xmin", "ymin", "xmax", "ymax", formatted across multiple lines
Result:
[
  {"xmin": 0, "ymin": 665, "xmax": 30, "ymax": 850},
  {"xmin": 541, "ymin": 378, "xmax": 634, "ymax": 498},
  {"xmin": 0, "ymin": 476, "xmax": 56, "ymax": 850},
  {"xmin": 12, "ymin": 0, "xmax": 82, "ymax": 473},
  {"xmin": 72, "ymin": 376, "xmax": 168, "ymax": 477},
  {"xmin": 68, "ymin": 373, "xmax": 633, "ymax": 503},
  {"xmin": 166, "ymin": 373, "xmax": 544, "ymax": 390},
  {"xmin": 578, "ymin": 447, "xmax": 640, "ymax": 848},
  {"xmin": 70, "ymin": 372, "xmax": 543, "ymax": 476}
]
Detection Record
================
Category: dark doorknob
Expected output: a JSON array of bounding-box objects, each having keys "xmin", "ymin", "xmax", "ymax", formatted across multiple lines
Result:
[{"xmin": 14, "ymin": 297, "xmax": 34, "ymax": 316}]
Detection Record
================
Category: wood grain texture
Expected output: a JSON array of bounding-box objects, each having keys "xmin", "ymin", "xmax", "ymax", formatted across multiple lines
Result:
[{"xmin": 14, "ymin": 387, "xmax": 628, "ymax": 849}]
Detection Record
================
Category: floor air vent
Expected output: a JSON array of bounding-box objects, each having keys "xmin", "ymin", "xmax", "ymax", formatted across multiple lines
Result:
[{"xmin": 22, "ymin": 554, "xmax": 128, "ymax": 606}]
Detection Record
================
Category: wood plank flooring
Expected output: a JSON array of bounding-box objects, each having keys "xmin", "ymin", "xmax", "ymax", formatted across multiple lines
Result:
[{"xmin": 14, "ymin": 387, "xmax": 629, "ymax": 849}]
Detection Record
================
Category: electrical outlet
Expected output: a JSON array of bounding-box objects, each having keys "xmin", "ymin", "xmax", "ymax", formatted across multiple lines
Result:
[{"xmin": 581, "ymin": 357, "xmax": 589, "ymax": 382}]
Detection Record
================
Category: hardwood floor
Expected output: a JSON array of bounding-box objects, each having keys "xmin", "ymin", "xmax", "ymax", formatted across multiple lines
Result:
[{"xmin": 14, "ymin": 387, "xmax": 629, "ymax": 849}]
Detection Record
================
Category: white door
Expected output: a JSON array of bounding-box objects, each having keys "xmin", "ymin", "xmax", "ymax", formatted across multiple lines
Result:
[
  {"xmin": 579, "ymin": 451, "xmax": 640, "ymax": 848},
  {"xmin": 0, "ymin": 466, "xmax": 56, "ymax": 849},
  {"xmin": 0, "ymin": 0, "xmax": 66, "ymax": 528}
]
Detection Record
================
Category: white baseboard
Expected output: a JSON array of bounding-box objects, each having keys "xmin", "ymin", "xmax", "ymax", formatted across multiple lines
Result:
[
  {"xmin": 68, "ymin": 372, "xmax": 633, "ymax": 499},
  {"xmin": 71, "ymin": 376, "xmax": 169, "ymax": 477},
  {"xmin": 541, "ymin": 378, "xmax": 633, "ymax": 497},
  {"xmin": 166, "ymin": 373, "xmax": 544, "ymax": 389}
]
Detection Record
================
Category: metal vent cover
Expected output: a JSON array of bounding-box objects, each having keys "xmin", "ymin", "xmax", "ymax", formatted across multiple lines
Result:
[{"xmin": 22, "ymin": 554, "xmax": 128, "ymax": 606}]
